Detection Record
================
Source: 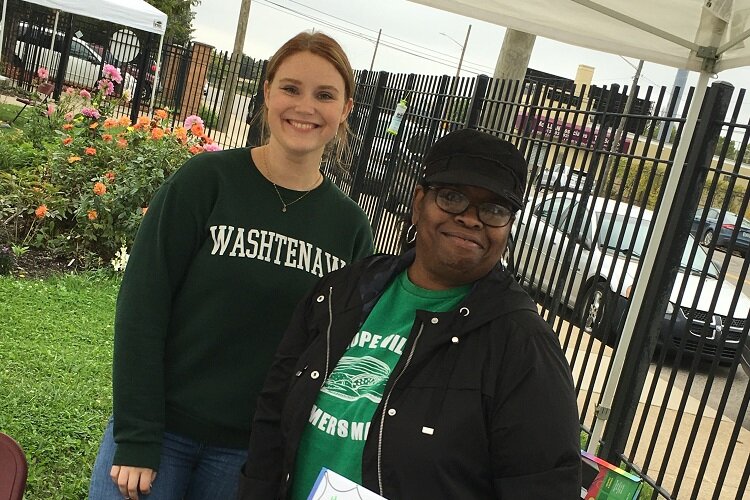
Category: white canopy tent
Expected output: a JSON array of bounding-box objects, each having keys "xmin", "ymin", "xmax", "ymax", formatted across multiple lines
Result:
[
  {"xmin": 410, "ymin": 0, "xmax": 750, "ymax": 454},
  {"xmin": 0, "ymin": 0, "xmax": 167, "ymax": 109}
]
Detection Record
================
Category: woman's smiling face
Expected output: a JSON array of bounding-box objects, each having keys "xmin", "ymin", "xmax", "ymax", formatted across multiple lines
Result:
[
  {"xmin": 408, "ymin": 184, "xmax": 514, "ymax": 290},
  {"xmin": 264, "ymin": 50, "xmax": 352, "ymax": 157}
]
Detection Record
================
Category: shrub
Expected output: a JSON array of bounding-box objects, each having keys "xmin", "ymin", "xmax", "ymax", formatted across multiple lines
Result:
[{"xmin": 0, "ymin": 65, "xmax": 220, "ymax": 268}]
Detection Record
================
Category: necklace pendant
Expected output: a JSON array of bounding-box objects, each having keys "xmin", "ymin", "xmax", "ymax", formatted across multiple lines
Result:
[{"xmin": 282, "ymin": 206, "xmax": 287, "ymax": 213}]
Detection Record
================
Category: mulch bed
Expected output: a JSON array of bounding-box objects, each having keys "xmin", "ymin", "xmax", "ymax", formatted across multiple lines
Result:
[{"xmin": 5, "ymin": 249, "xmax": 81, "ymax": 279}]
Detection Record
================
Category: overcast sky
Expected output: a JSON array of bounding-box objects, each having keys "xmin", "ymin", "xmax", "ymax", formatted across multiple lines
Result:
[{"xmin": 192, "ymin": 0, "xmax": 750, "ymax": 116}]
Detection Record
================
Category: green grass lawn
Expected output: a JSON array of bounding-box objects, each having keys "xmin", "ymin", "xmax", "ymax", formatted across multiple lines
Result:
[{"xmin": 0, "ymin": 272, "xmax": 120, "ymax": 499}]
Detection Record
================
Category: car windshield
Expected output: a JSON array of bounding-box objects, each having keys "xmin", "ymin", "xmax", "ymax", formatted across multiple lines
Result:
[{"xmin": 598, "ymin": 212, "xmax": 718, "ymax": 278}]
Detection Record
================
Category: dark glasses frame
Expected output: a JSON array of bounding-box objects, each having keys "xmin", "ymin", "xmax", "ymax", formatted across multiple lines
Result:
[{"xmin": 425, "ymin": 185, "xmax": 515, "ymax": 228}]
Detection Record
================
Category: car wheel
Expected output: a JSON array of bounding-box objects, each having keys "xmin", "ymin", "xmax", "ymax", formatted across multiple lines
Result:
[
  {"xmin": 701, "ymin": 229, "xmax": 713, "ymax": 247},
  {"xmin": 579, "ymin": 281, "xmax": 615, "ymax": 345}
]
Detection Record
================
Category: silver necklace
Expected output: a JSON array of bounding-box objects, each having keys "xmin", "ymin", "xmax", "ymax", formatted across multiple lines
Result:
[{"xmin": 262, "ymin": 147, "xmax": 322, "ymax": 213}]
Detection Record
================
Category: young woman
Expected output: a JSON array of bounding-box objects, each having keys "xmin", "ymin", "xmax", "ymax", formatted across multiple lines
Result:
[
  {"xmin": 88, "ymin": 32, "xmax": 373, "ymax": 500},
  {"xmin": 240, "ymin": 129, "xmax": 581, "ymax": 500}
]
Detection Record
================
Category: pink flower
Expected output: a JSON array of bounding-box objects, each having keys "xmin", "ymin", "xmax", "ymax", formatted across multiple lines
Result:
[
  {"xmin": 79, "ymin": 89, "xmax": 92, "ymax": 100},
  {"xmin": 97, "ymin": 79, "xmax": 115, "ymax": 96},
  {"xmin": 102, "ymin": 64, "xmax": 123, "ymax": 84},
  {"xmin": 184, "ymin": 115, "xmax": 204, "ymax": 129},
  {"xmin": 81, "ymin": 107, "xmax": 101, "ymax": 120},
  {"xmin": 64, "ymin": 112, "xmax": 74, "ymax": 122},
  {"xmin": 46, "ymin": 104, "xmax": 55, "ymax": 116},
  {"xmin": 203, "ymin": 143, "xmax": 222, "ymax": 152},
  {"xmin": 37, "ymin": 67, "xmax": 49, "ymax": 79},
  {"xmin": 65, "ymin": 86, "xmax": 76, "ymax": 95}
]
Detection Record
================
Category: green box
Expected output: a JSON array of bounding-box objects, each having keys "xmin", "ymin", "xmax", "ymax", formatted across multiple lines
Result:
[{"xmin": 582, "ymin": 451, "xmax": 642, "ymax": 500}]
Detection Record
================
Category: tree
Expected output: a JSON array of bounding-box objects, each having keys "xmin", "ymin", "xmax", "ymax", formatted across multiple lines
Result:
[
  {"xmin": 145, "ymin": 0, "xmax": 201, "ymax": 44},
  {"xmin": 714, "ymin": 136, "xmax": 737, "ymax": 160}
]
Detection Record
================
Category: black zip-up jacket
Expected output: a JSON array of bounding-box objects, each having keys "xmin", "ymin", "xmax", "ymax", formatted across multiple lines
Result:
[{"xmin": 239, "ymin": 252, "xmax": 581, "ymax": 499}]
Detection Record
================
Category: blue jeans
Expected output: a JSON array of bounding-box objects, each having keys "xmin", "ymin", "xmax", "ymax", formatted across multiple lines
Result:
[{"xmin": 89, "ymin": 417, "xmax": 248, "ymax": 499}]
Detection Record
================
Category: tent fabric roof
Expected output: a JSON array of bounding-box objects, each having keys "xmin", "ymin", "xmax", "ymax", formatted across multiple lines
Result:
[
  {"xmin": 409, "ymin": 0, "xmax": 750, "ymax": 73},
  {"xmin": 23, "ymin": 0, "xmax": 167, "ymax": 35}
]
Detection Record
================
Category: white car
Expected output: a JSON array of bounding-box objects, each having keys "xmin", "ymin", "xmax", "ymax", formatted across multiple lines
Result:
[
  {"xmin": 513, "ymin": 191, "xmax": 750, "ymax": 363},
  {"xmin": 535, "ymin": 163, "xmax": 587, "ymax": 190},
  {"xmin": 14, "ymin": 23, "xmax": 135, "ymax": 92}
]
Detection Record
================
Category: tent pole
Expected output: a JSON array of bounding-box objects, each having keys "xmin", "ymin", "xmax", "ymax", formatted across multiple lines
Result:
[
  {"xmin": 47, "ymin": 10, "xmax": 59, "ymax": 72},
  {"xmin": 0, "ymin": 0, "xmax": 7, "ymax": 69},
  {"xmin": 148, "ymin": 34, "xmax": 164, "ymax": 117},
  {"xmin": 586, "ymin": 70, "xmax": 711, "ymax": 454}
]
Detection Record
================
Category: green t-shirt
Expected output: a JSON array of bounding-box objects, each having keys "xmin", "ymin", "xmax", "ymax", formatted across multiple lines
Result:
[{"xmin": 290, "ymin": 270, "xmax": 470, "ymax": 499}]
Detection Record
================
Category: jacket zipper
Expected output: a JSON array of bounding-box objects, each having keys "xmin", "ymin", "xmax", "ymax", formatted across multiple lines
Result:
[
  {"xmin": 285, "ymin": 286, "xmax": 334, "ymax": 495},
  {"xmin": 376, "ymin": 322, "xmax": 425, "ymax": 495},
  {"xmin": 323, "ymin": 286, "xmax": 333, "ymax": 383}
]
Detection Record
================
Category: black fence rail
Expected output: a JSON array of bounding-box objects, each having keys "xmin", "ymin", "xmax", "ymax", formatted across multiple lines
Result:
[{"xmin": 3, "ymin": 4, "xmax": 750, "ymax": 498}]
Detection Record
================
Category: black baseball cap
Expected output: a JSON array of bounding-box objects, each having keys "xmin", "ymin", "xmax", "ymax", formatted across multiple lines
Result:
[{"xmin": 422, "ymin": 129, "xmax": 527, "ymax": 210}]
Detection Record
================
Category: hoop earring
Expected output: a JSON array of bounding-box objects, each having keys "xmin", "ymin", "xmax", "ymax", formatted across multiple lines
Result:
[{"xmin": 406, "ymin": 224, "xmax": 417, "ymax": 244}]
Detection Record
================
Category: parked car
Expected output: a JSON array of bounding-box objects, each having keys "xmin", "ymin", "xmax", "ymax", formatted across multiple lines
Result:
[
  {"xmin": 535, "ymin": 163, "xmax": 587, "ymax": 190},
  {"xmin": 513, "ymin": 192, "xmax": 750, "ymax": 363},
  {"xmin": 691, "ymin": 207, "xmax": 750, "ymax": 256},
  {"xmin": 14, "ymin": 23, "xmax": 135, "ymax": 93}
]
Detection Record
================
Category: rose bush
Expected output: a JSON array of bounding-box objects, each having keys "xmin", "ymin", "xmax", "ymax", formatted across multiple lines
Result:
[{"xmin": 1, "ymin": 67, "xmax": 219, "ymax": 268}]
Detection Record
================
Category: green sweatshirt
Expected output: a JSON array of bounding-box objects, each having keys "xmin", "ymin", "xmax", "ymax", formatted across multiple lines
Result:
[{"xmin": 111, "ymin": 147, "xmax": 373, "ymax": 470}]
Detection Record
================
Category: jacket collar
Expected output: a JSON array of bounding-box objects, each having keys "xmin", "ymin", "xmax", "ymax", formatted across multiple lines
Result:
[{"xmin": 346, "ymin": 251, "xmax": 539, "ymax": 329}]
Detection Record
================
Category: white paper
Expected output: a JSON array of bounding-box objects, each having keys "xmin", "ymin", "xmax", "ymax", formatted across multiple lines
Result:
[{"xmin": 307, "ymin": 468, "xmax": 388, "ymax": 500}]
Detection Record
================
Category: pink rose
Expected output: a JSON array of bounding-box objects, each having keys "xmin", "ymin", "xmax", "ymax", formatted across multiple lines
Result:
[
  {"xmin": 102, "ymin": 64, "xmax": 123, "ymax": 84},
  {"xmin": 37, "ymin": 67, "xmax": 49, "ymax": 80}
]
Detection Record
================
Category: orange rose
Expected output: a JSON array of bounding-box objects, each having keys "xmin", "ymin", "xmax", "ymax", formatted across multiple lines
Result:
[
  {"xmin": 151, "ymin": 127, "xmax": 165, "ymax": 140},
  {"xmin": 35, "ymin": 204, "xmax": 48, "ymax": 218},
  {"xmin": 190, "ymin": 122, "xmax": 204, "ymax": 136},
  {"xmin": 118, "ymin": 116, "xmax": 131, "ymax": 127},
  {"xmin": 62, "ymin": 137, "xmax": 73, "ymax": 145},
  {"xmin": 62, "ymin": 123, "xmax": 74, "ymax": 130},
  {"xmin": 102, "ymin": 134, "xmax": 113, "ymax": 142},
  {"xmin": 85, "ymin": 147, "xmax": 96, "ymax": 155},
  {"xmin": 68, "ymin": 156, "xmax": 82, "ymax": 163},
  {"xmin": 155, "ymin": 109, "xmax": 168, "ymax": 120},
  {"xmin": 93, "ymin": 182, "xmax": 107, "ymax": 196},
  {"xmin": 189, "ymin": 145, "xmax": 203, "ymax": 155},
  {"xmin": 117, "ymin": 138, "xmax": 128, "ymax": 148},
  {"xmin": 103, "ymin": 118, "xmax": 118, "ymax": 128},
  {"xmin": 173, "ymin": 127, "xmax": 187, "ymax": 144},
  {"xmin": 89, "ymin": 122, "xmax": 99, "ymax": 129},
  {"xmin": 104, "ymin": 171, "xmax": 116, "ymax": 181},
  {"xmin": 87, "ymin": 209, "xmax": 98, "ymax": 220}
]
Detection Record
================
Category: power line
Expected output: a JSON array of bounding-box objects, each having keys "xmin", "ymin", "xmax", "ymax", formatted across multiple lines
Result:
[{"xmin": 253, "ymin": 0, "xmax": 494, "ymax": 75}]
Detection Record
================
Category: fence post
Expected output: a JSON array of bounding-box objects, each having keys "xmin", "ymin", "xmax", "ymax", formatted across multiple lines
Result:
[
  {"xmin": 245, "ymin": 59, "xmax": 267, "ymax": 147},
  {"xmin": 129, "ymin": 32, "xmax": 152, "ymax": 123},
  {"xmin": 600, "ymin": 81, "xmax": 734, "ymax": 464},
  {"xmin": 349, "ymin": 70, "xmax": 389, "ymax": 201},
  {"xmin": 464, "ymin": 74, "xmax": 489, "ymax": 130}
]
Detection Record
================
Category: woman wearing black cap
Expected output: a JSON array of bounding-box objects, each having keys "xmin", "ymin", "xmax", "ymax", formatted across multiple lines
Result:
[{"xmin": 239, "ymin": 129, "xmax": 581, "ymax": 500}]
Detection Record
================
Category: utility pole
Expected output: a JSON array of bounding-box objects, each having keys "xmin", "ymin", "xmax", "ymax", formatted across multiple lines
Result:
[
  {"xmin": 370, "ymin": 29, "xmax": 382, "ymax": 72},
  {"xmin": 217, "ymin": 0, "xmax": 252, "ymax": 132},
  {"xmin": 440, "ymin": 24, "xmax": 471, "ymax": 122}
]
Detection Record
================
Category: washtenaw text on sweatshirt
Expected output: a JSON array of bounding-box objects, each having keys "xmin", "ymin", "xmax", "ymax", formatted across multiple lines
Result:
[{"xmin": 209, "ymin": 225, "xmax": 347, "ymax": 277}]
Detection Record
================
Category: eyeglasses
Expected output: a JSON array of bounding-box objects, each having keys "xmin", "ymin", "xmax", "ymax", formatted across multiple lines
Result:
[{"xmin": 427, "ymin": 186, "xmax": 515, "ymax": 227}]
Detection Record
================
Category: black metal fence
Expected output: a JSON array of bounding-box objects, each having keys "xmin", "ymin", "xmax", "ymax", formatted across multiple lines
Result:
[{"xmin": 3, "ymin": 4, "xmax": 750, "ymax": 499}]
